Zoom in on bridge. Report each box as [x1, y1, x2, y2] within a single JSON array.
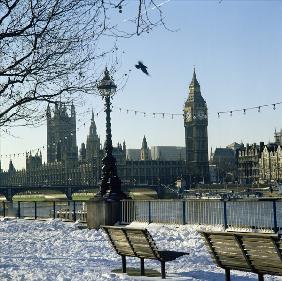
[[0, 184, 99, 201], [0, 183, 175, 201]]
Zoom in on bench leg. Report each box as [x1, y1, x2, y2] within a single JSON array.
[[121, 255, 126, 273], [140, 258, 145, 276], [161, 261, 166, 279], [225, 269, 230, 281], [258, 273, 264, 281]]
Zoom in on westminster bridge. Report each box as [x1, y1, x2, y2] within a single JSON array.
[[0, 184, 98, 201], [0, 183, 174, 201]]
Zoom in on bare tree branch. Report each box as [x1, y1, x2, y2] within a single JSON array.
[[0, 0, 169, 128]]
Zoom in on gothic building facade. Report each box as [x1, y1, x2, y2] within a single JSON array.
[[1, 104, 184, 187], [47, 103, 78, 168], [183, 69, 209, 183], [259, 144, 282, 182], [237, 132, 282, 184], [237, 143, 263, 184], [1, 103, 101, 187]]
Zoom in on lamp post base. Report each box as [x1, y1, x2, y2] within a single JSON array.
[[87, 197, 121, 229]]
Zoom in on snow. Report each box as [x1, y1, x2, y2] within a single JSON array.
[[0, 218, 281, 281]]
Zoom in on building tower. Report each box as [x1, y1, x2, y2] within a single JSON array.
[[86, 110, 101, 162], [183, 69, 209, 183], [47, 102, 78, 168], [140, 136, 151, 160], [79, 143, 87, 163], [274, 128, 282, 146]]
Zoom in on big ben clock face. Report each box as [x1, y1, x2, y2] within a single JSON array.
[[197, 110, 207, 120], [197, 110, 204, 119]]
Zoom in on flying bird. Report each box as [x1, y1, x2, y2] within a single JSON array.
[[135, 61, 149, 76]]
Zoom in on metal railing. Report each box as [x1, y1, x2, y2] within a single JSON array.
[[121, 199, 282, 231], [2, 199, 281, 231], [0, 200, 87, 222]]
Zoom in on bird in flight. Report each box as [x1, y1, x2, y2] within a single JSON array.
[[135, 61, 149, 76]]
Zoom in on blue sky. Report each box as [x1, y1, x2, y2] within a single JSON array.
[[1, 0, 282, 170]]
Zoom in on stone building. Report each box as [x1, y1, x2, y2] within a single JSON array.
[[183, 69, 209, 183], [274, 129, 282, 146], [47, 102, 78, 168], [237, 129, 282, 184], [259, 144, 282, 183], [1, 104, 184, 187], [210, 147, 237, 183], [150, 146, 185, 161], [1, 103, 101, 187], [237, 143, 263, 184], [140, 136, 151, 160], [117, 137, 185, 185]]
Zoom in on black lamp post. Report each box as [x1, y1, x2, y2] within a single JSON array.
[[97, 67, 126, 200]]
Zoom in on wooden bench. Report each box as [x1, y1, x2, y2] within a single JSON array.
[[102, 225, 189, 279], [199, 230, 282, 281]]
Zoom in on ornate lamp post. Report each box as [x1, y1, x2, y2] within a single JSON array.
[[97, 67, 126, 200]]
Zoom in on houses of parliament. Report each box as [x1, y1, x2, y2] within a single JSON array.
[[0, 70, 209, 187]]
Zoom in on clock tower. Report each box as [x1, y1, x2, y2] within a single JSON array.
[[184, 69, 209, 183]]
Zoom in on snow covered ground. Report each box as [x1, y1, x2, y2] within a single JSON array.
[[0, 218, 281, 281]]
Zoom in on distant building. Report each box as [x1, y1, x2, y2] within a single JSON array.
[[1, 104, 101, 187], [86, 111, 101, 164], [183, 69, 209, 183], [237, 130, 282, 184], [237, 143, 264, 184], [140, 136, 151, 160], [209, 164, 217, 183], [226, 142, 243, 151], [119, 137, 185, 185], [1, 109, 184, 187], [126, 149, 140, 161], [122, 159, 185, 185], [274, 129, 282, 146], [47, 102, 78, 169], [150, 146, 185, 161], [211, 147, 237, 183], [259, 144, 282, 182]]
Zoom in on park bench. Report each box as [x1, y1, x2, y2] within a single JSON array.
[[199, 230, 282, 281], [102, 225, 189, 279]]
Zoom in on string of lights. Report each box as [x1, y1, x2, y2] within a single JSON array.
[[112, 100, 282, 119], [1, 100, 281, 160], [217, 101, 282, 118], [112, 105, 183, 119]]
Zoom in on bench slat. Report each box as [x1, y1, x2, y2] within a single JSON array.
[[242, 240, 277, 246], [132, 246, 155, 253], [220, 257, 250, 264], [211, 241, 241, 247], [211, 244, 242, 252], [209, 235, 236, 242], [213, 249, 244, 258], [252, 264, 282, 273], [249, 254, 281, 261]]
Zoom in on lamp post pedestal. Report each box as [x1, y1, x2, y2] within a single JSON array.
[[87, 198, 121, 229]]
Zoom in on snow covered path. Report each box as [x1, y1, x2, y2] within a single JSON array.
[[0, 219, 281, 281]]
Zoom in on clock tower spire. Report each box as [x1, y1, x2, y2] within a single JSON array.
[[184, 69, 209, 184]]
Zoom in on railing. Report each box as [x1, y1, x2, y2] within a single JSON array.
[[121, 199, 282, 231], [0, 200, 87, 222], [2, 199, 281, 231]]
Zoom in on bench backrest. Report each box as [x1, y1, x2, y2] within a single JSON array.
[[102, 225, 161, 259], [200, 231, 282, 275]]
